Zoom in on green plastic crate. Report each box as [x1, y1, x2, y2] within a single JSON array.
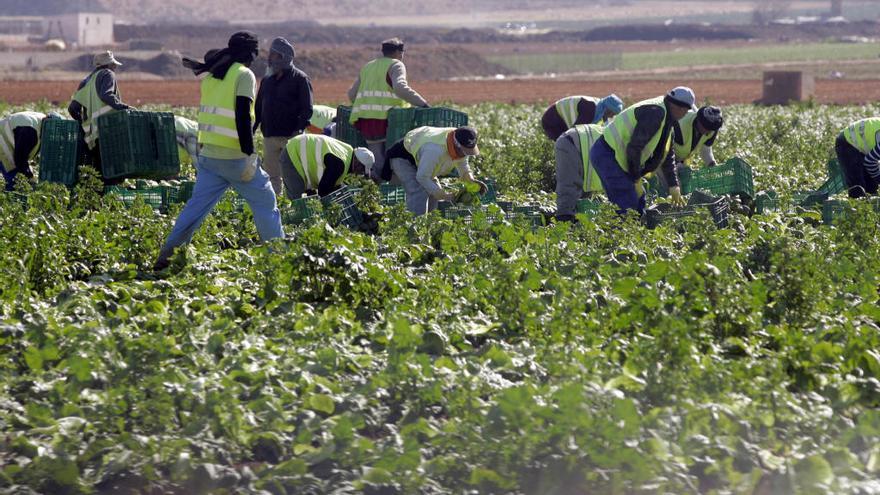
[[104, 186, 165, 210], [98, 111, 181, 180], [818, 159, 846, 195], [505, 205, 545, 226], [379, 184, 406, 206], [754, 190, 828, 214], [685, 157, 754, 198], [644, 191, 729, 229], [335, 106, 367, 148], [386, 107, 469, 147], [165, 180, 196, 205], [321, 186, 363, 229], [479, 178, 498, 204], [39, 119, 83, 186], [282, 195, 322, 225], [576, 198, 602, 217], [822, 198, 880, 225]]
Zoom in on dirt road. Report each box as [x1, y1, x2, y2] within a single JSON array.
[[2, 79, 877, 107]]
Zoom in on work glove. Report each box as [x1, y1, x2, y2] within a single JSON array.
[[241, 154, 259, 182], [669, 186, 686, 208], [634, 178, 645, 198]]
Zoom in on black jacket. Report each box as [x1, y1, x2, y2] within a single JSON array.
[[254, 66, 314, 138]]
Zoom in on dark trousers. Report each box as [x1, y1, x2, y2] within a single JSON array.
[[590, 136, 646, 215], [835, 133, 879, 198]]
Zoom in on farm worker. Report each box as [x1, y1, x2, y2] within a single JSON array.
[[307, 105, 337, 136], [0, 112, 62, 191], [836, 118, 880, 198], [155, 32, 283, 271], [542, 94, 624, 141], [388, 126, 485, 216], [280, 134, 374, 199], [68, 50, 134, 183], [348, 38, 429, 181], [254, 37, 314, 195], [174, 115, 199, 163], [554, 123, 604, 222], [673, 106, 723, 168], [589, 86, 695, 215]]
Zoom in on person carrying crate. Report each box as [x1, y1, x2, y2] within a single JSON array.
[[348, 38, 429, 181], [307, 105, 337, 137], [554, 123, 604, 222], [836, 118, 880, 198], [589, 87, 695, 215], [388, 126, 486, 216], [542, 94, 624, 142], [155, 32, 283, 271], [68, 51, 134, 182], [0, 112, 62, 191], [279, 134, 374, 199]]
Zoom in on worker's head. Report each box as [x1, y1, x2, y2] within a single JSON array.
[[227, 31, 260, 67], [381, 38, 405, 60], [93, 51, 122, 71], [696, 106, 724, 134], [453, 127, 480, 157], [665, 86, 697, 121], [599, 94, 624, 122], [268, 37, 295, 75], [352, 147, 376, 176]]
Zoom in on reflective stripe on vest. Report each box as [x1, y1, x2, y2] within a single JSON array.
[[573, 123, 604, 194], [310, 105, 336, 130], [286, 134, 353, 190], [71, 70, 116, 148], [0, 112, 45, 171], [603, 96, 671, 173], [673, 111, 715, 164], [844, 118, 880, 155], [349, 57, 410, 124], [403, 126, 464, 177], [555, 96, 598, 129], [198, 63, 254, 150]]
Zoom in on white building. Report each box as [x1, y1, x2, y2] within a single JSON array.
[[0, 0, 113, 48]]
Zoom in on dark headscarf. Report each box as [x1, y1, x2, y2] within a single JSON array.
[[183, 31, 259, 79]]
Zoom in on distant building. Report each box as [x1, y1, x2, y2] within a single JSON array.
[[0, 0, 113, 47]]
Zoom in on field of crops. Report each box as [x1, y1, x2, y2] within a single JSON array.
[[2, 101, 880, 494]]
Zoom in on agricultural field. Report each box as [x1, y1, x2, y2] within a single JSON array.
[[2, 101, 880, 494]]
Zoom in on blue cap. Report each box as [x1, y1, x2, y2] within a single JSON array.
[[602, 94, 624, 114]]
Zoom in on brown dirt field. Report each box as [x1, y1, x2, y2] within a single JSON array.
[[3, 79, 879, 107]]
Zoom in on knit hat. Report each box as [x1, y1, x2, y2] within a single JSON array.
[[270, 37, 295, 60], [593, 94, 625, 124], [697, 106, 724, 132]]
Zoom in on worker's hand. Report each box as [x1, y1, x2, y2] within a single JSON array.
[[669, 186, 686, 208], [634, 179, 645, 198], [241, 154, 258, 182]]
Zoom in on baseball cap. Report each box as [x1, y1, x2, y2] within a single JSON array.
[[667, 86, 696, 110], [381, 38, 405, 52], [94, 51, 122, 68], [696, 106, 724, 132], [453, 127, 479, 156]]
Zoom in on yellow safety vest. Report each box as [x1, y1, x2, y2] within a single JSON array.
[[403, 126, 465, 177], [309, 105, 336, 131], [349, 57, 409, 124], [174, 116, 199, 160], [843, 118, 880, 155], [71, 70, 116, 149], [0, 112, 45, 172], [198, 63, 254, 150], [603, 96, 672, 174], [573, 124, 604, 194], [555, 95, 599, 129], [673, 111, 716, 164], [285, 134, 352, 190]]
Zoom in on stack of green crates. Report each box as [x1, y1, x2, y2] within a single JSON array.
[[282, 195, 322, 225], [821, 197, 880, 225], [379, 184, 406, 206], [685, 157, 754, 198], [39, 119, 84, 186], [385, 107, 469, 147], [754, 190, 828, 214], [164, 180, 196, 205], [335, 106, 367, 148], [322, 186, 363, 229], [104, 185, 165, 210], [97, 110, 180, 180]]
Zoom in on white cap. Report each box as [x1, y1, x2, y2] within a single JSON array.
[[353, 147, 375, 169], [667, 86, 696, 110]]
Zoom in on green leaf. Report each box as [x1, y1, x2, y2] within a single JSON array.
[[307, 394, 335, 415]]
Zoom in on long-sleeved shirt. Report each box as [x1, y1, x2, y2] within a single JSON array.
[[67, 69, 128, 121], [414, 142, 473, 197], [317, 154, 346, 197], [12, 127, 38, 175], [673, 119, 718, 166], [864, 142, 880, 179], [347, 60, 428, 108], [627, 104, 678, 187], [254, 66, 314, 138]]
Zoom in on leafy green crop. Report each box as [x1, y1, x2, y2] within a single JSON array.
[[0, 102, 879, 494]]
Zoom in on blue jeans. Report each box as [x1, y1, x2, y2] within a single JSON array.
[[590, 137, 646, 215], [160, 155, 283, 258]]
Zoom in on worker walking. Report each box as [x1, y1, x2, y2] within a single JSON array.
[[554, 123, 604, 222], [836, 118, 880, 198], [590, 87, 696, 215], [254, 37, 314, 195], [388, 126, 485, 216], [280, 134, 374, 199], [155, 32, 283, 270], [68, 51, 133, 182], [307, 105, 337, 136], [0, 112, 62, 191], [174, 115, 199, 164], [673, 106, 723, 168], [542, 94, 624, 141], [348, 38, 429, 181]]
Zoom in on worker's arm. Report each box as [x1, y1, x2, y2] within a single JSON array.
[[626, 105, 665, 180], [700, 132, 718, 166], [12, 127, 38, 178], [660, 146, 679, 188], [235, 70, 257, 156], [317, 154, 346, 197], [294, 75, 314, 134], [415, 144, 449, 200], [347, 76, 360, 103], [68, 100, 83, 122], [574, 99, 597, 126], [863, 142, 880, 180], [455, 158, 475, 182], [95, 70, 130, 110], [253, 79, 264, 133], [389, 61, 428, 107]]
